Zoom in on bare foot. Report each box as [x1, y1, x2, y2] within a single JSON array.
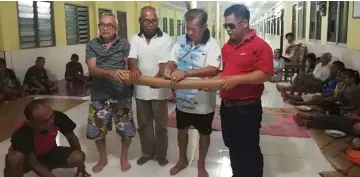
[[170, 159, 188, 176], [198, 168, 209, 177], [92, 159, 108, 173], [121, 159, 131, 172]]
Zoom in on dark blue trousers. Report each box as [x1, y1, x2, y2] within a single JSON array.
[[220, 100, 264, 177]]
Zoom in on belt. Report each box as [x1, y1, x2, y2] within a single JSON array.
[[222, 98, 260, 107]]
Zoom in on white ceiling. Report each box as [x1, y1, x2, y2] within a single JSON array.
[[166, 1, 278, 23]]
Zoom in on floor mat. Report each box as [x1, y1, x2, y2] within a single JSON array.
[[168, 106, 311, 138]]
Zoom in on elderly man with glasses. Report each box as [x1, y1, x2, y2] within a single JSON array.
[[85, 12, 135, 173], [127, 6, 173, 167]]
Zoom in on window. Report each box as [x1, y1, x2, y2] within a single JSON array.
[[98, 8, 112, 18], [276, 17, 280, 35], [182, 20, 185, 35], [177, 20, 181, 36], [297, 1, 307, 39], [169, 18, 174, 36], [266, 20, 270, 33], [17, 1, 55, 49], [65, 5, 89, 45], [212, 25, 215, 37], [271, 16, 276, 35], [163, 18, 168, 33], [327, 1, 348, 43], [309, 1, 322, 40]]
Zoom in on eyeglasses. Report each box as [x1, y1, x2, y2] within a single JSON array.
[[223, 23, 236, 30], [143, 19, 159, 25], [98, 23, 116, 29], [223, 20, 245, 30]]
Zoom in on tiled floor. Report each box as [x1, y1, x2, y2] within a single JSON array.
[[0, 82, 333, 177]]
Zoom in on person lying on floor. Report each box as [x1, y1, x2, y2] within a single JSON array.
[[277, 52, 332, 96], [23, 57, 58, 95], [3, 99, 90, 177], [294, 104, 360, 136], [0, 58, 27, 101], [271, 49, 285, 82], [318, 69, 360, 115], [282, 61, 345, 105]]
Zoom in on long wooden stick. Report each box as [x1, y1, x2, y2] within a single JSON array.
[[122, 73, 224, 89]]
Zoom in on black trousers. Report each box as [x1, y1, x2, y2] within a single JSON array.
[[220, 100, 263, 177]]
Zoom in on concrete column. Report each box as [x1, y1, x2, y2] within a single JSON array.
[[191, 0, 197, 9], [216, 1, 220, 40]]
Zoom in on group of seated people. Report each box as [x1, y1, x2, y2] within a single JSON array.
[[0, 54, 87, 102], [275, 52, 360, 149]]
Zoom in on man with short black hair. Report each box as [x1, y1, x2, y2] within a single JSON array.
[[4, 99, 89, 177], [164, 8, 222, 177], [23, 57, 58, 95], [65, 54, 85, 85], [220, 4, 274, 177]]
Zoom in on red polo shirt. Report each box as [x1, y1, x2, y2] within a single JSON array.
[[220, 30, 273, 100]]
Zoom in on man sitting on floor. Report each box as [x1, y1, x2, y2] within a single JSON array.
[[294, 104, 360, 136], [65, 54, 85, 86], [282, 61, 345, 105], [3, 99, 90, 177], [0, 58, 27, 101], [277, 52, 332, 96], [23, 57, 58, 95]]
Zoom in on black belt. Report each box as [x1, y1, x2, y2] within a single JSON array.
[[222, 98, 260, 107]]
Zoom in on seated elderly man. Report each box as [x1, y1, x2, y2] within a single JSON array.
[[282, 61, 345, 105], [277, 52, 332, 96]]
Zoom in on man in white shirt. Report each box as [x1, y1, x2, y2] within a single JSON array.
[[128, 6, 173, 166], [278, 52, 332, 95], [163, 9, 222, 177]]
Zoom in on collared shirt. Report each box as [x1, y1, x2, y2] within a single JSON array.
[[129, 29, 173, 100], [169, 29, 222, 114], [86, 36, 131, 101], [312, 63, 330, 81], [220, 29, 273, 100]]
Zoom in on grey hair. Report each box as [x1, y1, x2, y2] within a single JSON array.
[[322, 52, 333, 61], [99, 12, 118, 27], [184, 8, 207, 26]]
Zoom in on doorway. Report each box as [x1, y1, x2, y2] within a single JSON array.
[[292, 4, 297, 37], [117, 11, 127, 39]]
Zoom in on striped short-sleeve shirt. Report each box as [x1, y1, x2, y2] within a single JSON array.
[[86, 36, 131, 101]]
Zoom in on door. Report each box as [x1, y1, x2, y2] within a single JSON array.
[[280, 9, 285, 51], [117, 11, 127, 39], [292, 4, 297, 37]]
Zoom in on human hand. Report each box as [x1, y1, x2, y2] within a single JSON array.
[[109, 70, 129, 83], [75, 165, 91, 177], [220, 76, 239, 91], [129, 69, 141, 83], [163, 66, 172, 79], [170, 70, 187, 84]]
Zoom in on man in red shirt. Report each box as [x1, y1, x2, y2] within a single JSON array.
[[4, 99, 90, 177], [219, 4, 273, 177]]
